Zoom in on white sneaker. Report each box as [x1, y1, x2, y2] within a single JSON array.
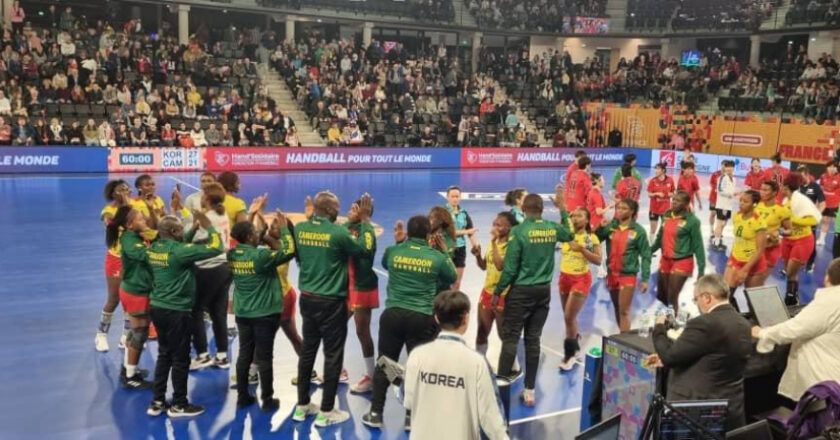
[[95, 332, 109, 352], [339, 368, 349, 384], [597, 266, 607, 279], [350, 374, 373, 393], [314, 408, 350, 427], [190, 354, 214, 371], [292, 403, 320, 422], [118, 333, 127, 350]]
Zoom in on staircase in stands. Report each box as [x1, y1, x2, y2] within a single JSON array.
[[487, 78, 549, 147], [257, 64, 326, 147]]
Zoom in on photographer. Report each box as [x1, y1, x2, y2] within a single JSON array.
[[404, 291, 509, 440]]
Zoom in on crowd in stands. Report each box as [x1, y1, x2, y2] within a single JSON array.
[[786, 0, 840, 25], [269, 36, 541, 147], [0, 2, 308, 147], [469, 0, 607, 32], [626, 0, 775, 31], [258, 0, 454, 23]]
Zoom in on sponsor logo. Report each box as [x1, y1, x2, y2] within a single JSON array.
[[721, 133, 762, 146], [779, 144, 833, 163], [467, 151, 478, 164], [230, 152, 281, 166], [119, 153, 153, 165], [0, 154, 60, 166], [214, 151, 230, 167], [658, 151, 677, 168]]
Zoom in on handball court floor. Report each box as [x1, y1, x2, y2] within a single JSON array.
[[0, 166, 827, 440]]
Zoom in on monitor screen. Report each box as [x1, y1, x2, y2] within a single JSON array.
[[680, 50, 701, 67], [746, 285, 790, 327], [660, 400, 728, 440], [576, 414, 621, 440]]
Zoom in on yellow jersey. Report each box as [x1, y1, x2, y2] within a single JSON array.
[[101, 204, 120, 256], [275, 233, 297, 295], [755, 202, 786, 238], [131, 196, 165, 218], [560, 231, 600, 275], [223, 194, 247, 225], [482, 239, 510, 295], [732, 212, 766, 262], [780, 203, 817, 240]]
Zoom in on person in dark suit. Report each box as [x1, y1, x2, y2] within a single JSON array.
[[646, 274, 753, 431]]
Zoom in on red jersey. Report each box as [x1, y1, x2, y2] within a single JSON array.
[[677, 173, 700, 202], [586, 187, 606, 230], [616, 176, 642, 202], [709, 170, 722, 205], [565, 169, 591, 211], [744, 170, 765, 191], [648, 175, 675, 215], [821, 172, 840, 209], [764, 166, 790, 203], [566, 161, 579, 178]]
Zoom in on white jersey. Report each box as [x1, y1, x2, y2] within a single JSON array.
[[190, 209, 231, 268], [789, 190, 822, 224], [405, 332, 509, 440], [716, 174, 737, 211], [184, 190, 203, 213]]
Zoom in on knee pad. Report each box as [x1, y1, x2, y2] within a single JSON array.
[[127, 327, 149, 350]]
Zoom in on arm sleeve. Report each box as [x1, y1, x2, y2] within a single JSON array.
[[381, 246, 390, 270], [174, 226, 224, 263], [494, 235, 521, 295], [792, 215, 818, 227], [256, 229, 296, 272], [594, 221, 615, 242], [437, 254, 458, 287], [653, 318, 713, 367], [122, 235, 148, 263], [339, 225, 375, 257], [476, 358, 511, 440], [465, 212, 474, 230], [758, 303, 830, 349], [639, 231, 652, 282], [816, 186, 826, 203], [691, 218, 706, 275], [555, 221, 575, 242]]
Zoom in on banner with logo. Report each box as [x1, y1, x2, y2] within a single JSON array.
[[108, 147, 204, 172], [205, 147, 462, 171], [651, 150, 790, 177], [0, 147, 109, 173], [461, 147, 650, 169]]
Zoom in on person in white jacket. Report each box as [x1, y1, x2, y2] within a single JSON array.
[[404, 291, 509, 440], [713, 160, 737, 249], [752, 258, 840, 402]]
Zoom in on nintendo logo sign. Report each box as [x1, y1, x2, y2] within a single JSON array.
[[721, 133, 763, 146]]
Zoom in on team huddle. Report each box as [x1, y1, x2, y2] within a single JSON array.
[[92, 151, 830, 424]]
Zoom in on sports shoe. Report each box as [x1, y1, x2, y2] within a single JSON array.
[[147, 400, 167, 417], [227, 326, 238, 339], [806, 264, 815, 273], [522, 388, 536, 407], [350, 375, 373, 393], [291, 370, 322, 386], [190, 354, 214, 371], [214, 356, 230, 369], [785, 294, 799, 306], [123, 373, 152, 390], [95, 332, 109, 352], [167, 403, 205, 418], [315, 408, 350, 427], [228, 371, 259, 388], [120, 366, 149, 379], [118, 333, 127, 350], [404, 412, 411, 431], [237, 394, 257, 409], [339, 368, 350, 383], [261, 397, 280, 412], [361, 411, 383, 428], [559, 337, 581, 371], [509, 368, 524, 382], [292, 403, 319, 422]]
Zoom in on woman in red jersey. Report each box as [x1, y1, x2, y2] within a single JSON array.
[[764, 153, 790, 204], [588, 173, 613, 278], [647, 163, 675, 238], [819, 161, 840, 246], [565, 156, 592, 211], [708, 163, 723, 234], [744, 158, 765, 192], [677, 161, 702, 210], [95, 180, 132, 352]]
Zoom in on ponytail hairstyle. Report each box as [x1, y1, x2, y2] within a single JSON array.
[[203, 182, 227, 216], [106, 206, 133, 249], [504, 188, 527, 207]]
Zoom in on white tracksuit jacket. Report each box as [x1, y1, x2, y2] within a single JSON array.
[[404, 331, 509, 440]]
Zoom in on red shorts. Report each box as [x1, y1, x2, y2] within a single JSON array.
[[281, 287, 297, 321], [782, 235, 815, 264], [479, 289, 505, 311], [347, 287, 380, 311], [105, 252, 121, 278], [119, 288, 150, 317], [727, 255, 768, 276], [660, 257, 694, 275], [559, 272, 592, 296], [606, 273, 637, 292], [764, 245, 782, 268]]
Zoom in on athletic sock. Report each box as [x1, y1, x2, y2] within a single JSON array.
[[364, 357, 375, 377], [216, 352, 227, 361], [513, 357, 521, 371], [249, 363, 258, 376], [476, 343, 488, 355], [98, 311, 113, 333], [786, 280, 799, 303], [126, 364, 137, 378]]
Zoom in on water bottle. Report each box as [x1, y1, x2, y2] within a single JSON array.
[[638, 308, 650, 338]]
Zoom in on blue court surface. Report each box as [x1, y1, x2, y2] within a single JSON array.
[[0, 166, 828, 440]]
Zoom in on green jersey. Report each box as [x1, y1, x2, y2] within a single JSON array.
[[228, 230, 295, 318], [344, 221, 378, 291], [494, 217, 574, 295], [382, 238, 458, 315], [147, 227, 224, 311], [295, 215, 374, 298], [119, 230, 153, 296], [595, 220, 652, 282]]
